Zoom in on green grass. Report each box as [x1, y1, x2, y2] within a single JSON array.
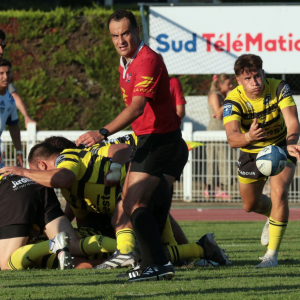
[[1, 221, 300, 299]]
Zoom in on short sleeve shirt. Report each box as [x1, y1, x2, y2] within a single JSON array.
[[223, 79, 296, 153], [0, 90, 18, 137], [169, 77, 186, 108], [119, 43, 181, 136]]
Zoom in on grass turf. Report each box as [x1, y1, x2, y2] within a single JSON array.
[[1, 220, 300, 299]]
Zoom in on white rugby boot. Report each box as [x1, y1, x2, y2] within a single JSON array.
[[51, 231, 73, 270], [255, 254, 278, 268]]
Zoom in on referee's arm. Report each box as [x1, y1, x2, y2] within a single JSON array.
[[76, 96, 149, 147]]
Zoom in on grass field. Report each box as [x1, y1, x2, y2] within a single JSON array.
[[1, 220, 300, 300]]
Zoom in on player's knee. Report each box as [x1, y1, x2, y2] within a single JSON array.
[[272, 186, 288, 201], [242, 202, 257, 213], [122, 200, 133, 216]]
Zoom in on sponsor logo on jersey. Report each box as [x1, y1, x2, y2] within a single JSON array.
[[281, 84, 292, 99], [263, 94, 271, 105], [126, 73, 132, 83], [11, 177, 34, 190], [223, 104, 233, 117], [54, 154, 66, 168], [0, 107, 4, 114], [135, 76, 154, 88], [238, 168, 255, 176], [0, 100, 5, 106], [246, 101, 254, 110]]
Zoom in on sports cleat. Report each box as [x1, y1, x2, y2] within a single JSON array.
[[127, 261, 175, 282], [255, 255, 278, 268], [93, 250, 137, 270], [52, 231, 73, 270], [197, 233, 231, 266], [193, 259, 219, 267], [261, 218, 270, 246]]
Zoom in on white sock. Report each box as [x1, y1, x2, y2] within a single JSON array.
[[266, 249, 278, 259]]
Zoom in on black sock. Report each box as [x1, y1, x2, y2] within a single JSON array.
[[131, 207, 168, 270]]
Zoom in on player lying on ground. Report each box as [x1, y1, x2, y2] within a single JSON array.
[[223, 53, 300, 268], [0, 174, 118, 270]]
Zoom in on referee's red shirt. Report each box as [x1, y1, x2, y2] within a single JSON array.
[[119, 43, 181, 136], [169, 77, 187, 108]]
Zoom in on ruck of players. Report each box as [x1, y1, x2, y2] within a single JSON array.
[[0, 9, 300, 284]]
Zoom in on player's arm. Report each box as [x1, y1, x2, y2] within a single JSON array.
[[11, 92, 37, 129], [7, 123, 23, 167], [224, 118, 266, 148], [76, 96, 148, 147], [281, 105, 300, 160], [0, 166, 75, 189], [176, 104, 185, 120], [105, 144, 132, 187], [209, 93, 223, 119]]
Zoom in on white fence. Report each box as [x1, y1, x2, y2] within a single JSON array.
[[2, 123, 300, 203]]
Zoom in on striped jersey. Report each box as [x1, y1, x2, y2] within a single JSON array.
[[54, 148, 128, 218], [223, 79, 296, 153]]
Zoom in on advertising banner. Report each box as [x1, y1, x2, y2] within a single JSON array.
[[149, 6, 300, 74]]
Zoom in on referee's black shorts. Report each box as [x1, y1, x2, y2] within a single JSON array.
[[130, 128, 182, 178], [0, 175, 64, 239]]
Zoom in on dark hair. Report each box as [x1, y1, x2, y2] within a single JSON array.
[[107, 9, 138, 29], [0, 58, 11, 69], [234, 54, 263, 76], [28, 142, 60, 164], [44, 136, 78, 152], [0, 30, 5, 41]]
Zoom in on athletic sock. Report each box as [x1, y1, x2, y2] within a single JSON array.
[[35, 254, 59, 269], [131, 207, 168, 270], [166, 242, 205, 263], [79, 235, 117, 256], [116, 229, 135, 254], [268, 217, 288, 254], [8, 240, 52, 270], [258, 197, 272, 217], [161, 215, 178, 246]]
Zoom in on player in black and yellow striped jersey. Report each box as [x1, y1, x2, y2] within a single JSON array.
[[223, 54, 300, 268]]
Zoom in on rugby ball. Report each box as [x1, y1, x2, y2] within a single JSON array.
[[256, 145, 287, 176]]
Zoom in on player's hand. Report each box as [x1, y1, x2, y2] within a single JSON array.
[[76, 131, 104, 147], [248, 118, 268, 141], [0, 166, 26, 177], [104, 163, 122, 187], [287, 144, 300, 162], [16, 154, 23, 167]]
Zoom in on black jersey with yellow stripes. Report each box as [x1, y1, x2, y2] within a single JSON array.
[[86, 133, 137, 156], [223, 79, 296, 153], [54, 148, 128, 217]]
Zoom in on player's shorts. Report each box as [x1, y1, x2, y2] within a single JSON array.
[[130, 128, 182, 178], [238, 146, 297, 184], [0, 175, 64, 239], [164, 138, 189, 180]]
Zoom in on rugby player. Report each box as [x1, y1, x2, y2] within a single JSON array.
[[76, 9, 184, 282], [0, 58, 23, 167], [0, 29, 37, 128], [0, 174, 117, 270], [223, 54, 300, 268]]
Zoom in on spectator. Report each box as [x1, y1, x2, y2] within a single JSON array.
[[0, 29, 37, 129], [204, 73, 233, 199]]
